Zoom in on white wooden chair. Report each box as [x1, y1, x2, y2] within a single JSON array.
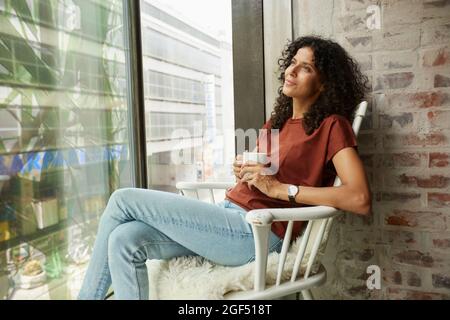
[[170, 101, 368, 300]]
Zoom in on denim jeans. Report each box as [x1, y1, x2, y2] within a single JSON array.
[[77, 188, 283, 300]]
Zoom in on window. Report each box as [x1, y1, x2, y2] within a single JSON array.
[[0, 0, 134, 299], [140, 0, 235, 192]]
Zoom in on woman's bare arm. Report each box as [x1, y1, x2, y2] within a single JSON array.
[[272, 147, 372, 215]]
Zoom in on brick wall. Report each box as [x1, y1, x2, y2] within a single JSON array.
[[296, 0, 450, 299]]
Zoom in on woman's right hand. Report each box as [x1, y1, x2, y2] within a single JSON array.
[[233, 154, 243, 182]]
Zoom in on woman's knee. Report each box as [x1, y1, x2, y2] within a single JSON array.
[[102, 188, 138, 221], [108, 221, 152, 261], [109, 188, 135, 205], [108, 224, 143, 259], [108, 188, 159, 209]]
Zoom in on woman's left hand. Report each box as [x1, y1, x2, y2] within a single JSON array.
[[239, 162, 282, 198]]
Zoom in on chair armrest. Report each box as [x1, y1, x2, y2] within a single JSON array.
[[246, 205, 341, 226], [247, 205, 341, 291], [176, 181, 236, 190]]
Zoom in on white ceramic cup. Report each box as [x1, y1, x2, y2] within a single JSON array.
[[242, 151, 269, 165]]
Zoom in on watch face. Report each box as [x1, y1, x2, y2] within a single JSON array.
[[288, 185, 298, 196]]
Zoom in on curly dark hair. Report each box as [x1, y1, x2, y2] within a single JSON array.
[[270, 36, 370, 135]]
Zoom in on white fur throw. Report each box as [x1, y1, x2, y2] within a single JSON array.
[[146, 237, 319, 300]]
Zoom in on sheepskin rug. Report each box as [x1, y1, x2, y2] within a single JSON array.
[[146, 237, 320, 300]]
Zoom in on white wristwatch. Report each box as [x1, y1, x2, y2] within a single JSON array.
[[287, 185, 299, 204]]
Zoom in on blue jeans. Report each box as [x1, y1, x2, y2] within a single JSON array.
[[77, 188, 283, 300]]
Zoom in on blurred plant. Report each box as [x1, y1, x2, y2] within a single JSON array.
[[0, 0, 129, 225], [44, 236, 63, 279]]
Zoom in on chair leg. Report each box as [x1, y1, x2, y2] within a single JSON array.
[[301, 289, 314, 300], [251, 225, 270, 291]]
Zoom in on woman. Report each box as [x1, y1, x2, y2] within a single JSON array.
[[78, 36, 372, 300]]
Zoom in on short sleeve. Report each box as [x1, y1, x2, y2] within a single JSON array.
[[326, 116, 358, 163], [256, 120, 271, 153]]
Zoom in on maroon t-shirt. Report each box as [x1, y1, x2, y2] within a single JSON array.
[[226, 114, 358, 240]]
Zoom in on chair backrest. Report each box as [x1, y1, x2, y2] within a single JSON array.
[[287, 101, 368, 280]]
